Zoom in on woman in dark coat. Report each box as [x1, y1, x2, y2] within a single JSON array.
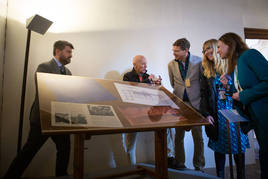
[[218, 32, 268, 179]]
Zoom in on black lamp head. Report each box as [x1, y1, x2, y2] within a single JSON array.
[[26, 14, 53, 35]]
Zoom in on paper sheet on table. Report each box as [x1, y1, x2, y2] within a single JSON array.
[[114, 83, 179, 109], [51, 101, 122, 127]]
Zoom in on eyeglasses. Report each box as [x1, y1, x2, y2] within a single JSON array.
[[202, 46, 212, 54]]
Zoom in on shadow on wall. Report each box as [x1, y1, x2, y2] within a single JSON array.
[[104, 70, 121, 80], [0, 11, 8, 176], [104, 68, 132, 81]]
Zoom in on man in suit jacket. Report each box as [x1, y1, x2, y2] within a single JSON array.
[[4, 40, 74, 178], [123, 55, 161, 165], [168, 38, 205, 170]]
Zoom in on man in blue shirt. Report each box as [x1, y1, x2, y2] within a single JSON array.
[[4, 40, 74, 178]]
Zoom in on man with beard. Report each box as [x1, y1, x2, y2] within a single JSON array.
[[4, 40, 74, 178]]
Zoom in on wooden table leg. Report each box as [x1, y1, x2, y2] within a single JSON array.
[[74, 134, 85, 179], [226, 120, 234, 179], [155, 129, 168, 179]]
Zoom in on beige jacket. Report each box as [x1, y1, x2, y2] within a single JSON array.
[[168, 53, 202, 110]]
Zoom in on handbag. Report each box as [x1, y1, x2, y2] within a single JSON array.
[[205, 114, 218, 141]]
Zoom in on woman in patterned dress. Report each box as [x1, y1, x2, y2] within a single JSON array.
[[200, 39, 249, 178]]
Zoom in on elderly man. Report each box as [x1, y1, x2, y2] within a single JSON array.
[[123, 55, 161, 84], [123, 55, 161, 165]]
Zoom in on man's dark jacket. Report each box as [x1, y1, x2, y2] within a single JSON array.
[[123, 68, 151, 84]]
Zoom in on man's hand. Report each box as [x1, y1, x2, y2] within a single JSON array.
[[149, 74, 162, 85], [154, 75, 162, 85], [232, 92, 240, 101]]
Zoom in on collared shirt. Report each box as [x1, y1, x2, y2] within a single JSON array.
[[53, 58, 66, 74], [53, 58, 63, 68], [234, 65, 243, 92], [138, 75, 143, 82], [175, 52, 190, 81], [175, 52, 190, 102]]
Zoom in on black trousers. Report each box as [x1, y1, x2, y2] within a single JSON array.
[[214, 152, 245, 179], [4, 123, 70, 179], [254, 127, 268, 179]]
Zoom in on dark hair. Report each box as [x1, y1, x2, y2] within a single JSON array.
[[53, 40, 74, 56], [173, 38, 190, 50], [219, 32, 249, 74]]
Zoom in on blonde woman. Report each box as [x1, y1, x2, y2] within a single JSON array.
[[200, 39, 249, 178]]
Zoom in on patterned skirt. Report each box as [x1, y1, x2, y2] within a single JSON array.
[[208, 111, 250, 154]]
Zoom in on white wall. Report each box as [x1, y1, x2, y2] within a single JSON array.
[[1, 0, 268, 177]]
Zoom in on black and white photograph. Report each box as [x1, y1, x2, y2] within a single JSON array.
[[87, 105, 114, 116], [51, 101, 122, 128], [55, 113, 70, 124], [71, 114, 87, 124]]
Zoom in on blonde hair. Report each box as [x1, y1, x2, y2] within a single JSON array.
[[202, 39, 227, 78]]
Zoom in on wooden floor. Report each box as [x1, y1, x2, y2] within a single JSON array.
[[3, 160, 260, 179], [204, 160, 261, 179]]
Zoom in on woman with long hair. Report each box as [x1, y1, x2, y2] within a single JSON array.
[[217, 32, 268, 179], [200, 39, 249, 178]]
